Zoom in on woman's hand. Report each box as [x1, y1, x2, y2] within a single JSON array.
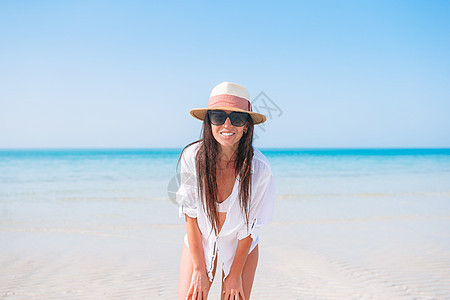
[[186, 268, 210, 300], [222, 273, 245, 300]]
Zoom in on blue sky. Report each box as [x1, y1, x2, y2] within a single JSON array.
[[1, 0, 449, 148]]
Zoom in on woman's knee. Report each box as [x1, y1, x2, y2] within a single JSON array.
[[178, 244, 193, 300]]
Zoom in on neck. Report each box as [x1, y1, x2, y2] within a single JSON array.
[[218, 144, 238, 162]]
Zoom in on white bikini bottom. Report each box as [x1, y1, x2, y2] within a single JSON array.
[[183, 233, 259, 254]]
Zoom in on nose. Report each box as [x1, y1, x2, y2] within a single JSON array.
[[223, 116, 232, 127]]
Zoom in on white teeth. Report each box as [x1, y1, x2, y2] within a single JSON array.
[[221, 132, 234, 136]]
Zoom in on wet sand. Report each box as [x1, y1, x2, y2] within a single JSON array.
[[1, 195, 450, 299]]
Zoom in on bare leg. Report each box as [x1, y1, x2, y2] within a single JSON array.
[[178, 243, 217, 300], [178, 244, 193, 300], [221, 245, 259, 299]]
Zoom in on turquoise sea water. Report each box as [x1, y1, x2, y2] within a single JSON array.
[[1, 148, 450, 224], [2, 149, 450, 299], [1, 148, 450, 199]]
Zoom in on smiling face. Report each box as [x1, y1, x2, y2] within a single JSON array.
[[211, 110, 248, 151]]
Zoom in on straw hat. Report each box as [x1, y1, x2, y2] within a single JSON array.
[[190, 82, 266, 125]]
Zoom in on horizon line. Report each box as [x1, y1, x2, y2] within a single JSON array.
[[1, 147, 450, 151]]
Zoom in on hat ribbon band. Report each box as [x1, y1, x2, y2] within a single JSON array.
[[208, 94, 252, 112]]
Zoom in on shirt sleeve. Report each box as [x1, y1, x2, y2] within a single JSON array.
[[177, 148, 199, 218], [237, 162, 275, 240]]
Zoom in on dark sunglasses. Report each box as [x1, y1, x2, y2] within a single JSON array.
[[208, 110, 249, 127]]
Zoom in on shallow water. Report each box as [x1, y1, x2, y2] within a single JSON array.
[[1, 148, 449, 299]]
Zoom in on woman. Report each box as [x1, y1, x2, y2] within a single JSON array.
[[177, 82, 275, 300]]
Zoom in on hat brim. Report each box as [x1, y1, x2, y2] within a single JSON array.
[[190, 107, 266, 125]]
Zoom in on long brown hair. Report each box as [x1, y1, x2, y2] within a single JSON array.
[[179, 113, 254, 235]]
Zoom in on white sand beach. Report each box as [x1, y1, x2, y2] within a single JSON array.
[[1, 192, 450, 299]]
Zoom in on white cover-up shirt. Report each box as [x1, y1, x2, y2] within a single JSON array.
[[177, 143, 275, 281]]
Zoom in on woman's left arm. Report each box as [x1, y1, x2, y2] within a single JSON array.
[[222, 235, 252, 299], [223, 160, 275, 299]]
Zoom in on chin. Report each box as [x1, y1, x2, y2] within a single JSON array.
[[218, 140, 238, 148]]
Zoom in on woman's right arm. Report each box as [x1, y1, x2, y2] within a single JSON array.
[[185, 215, 210, 299], [185, 215, 207, 273]]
